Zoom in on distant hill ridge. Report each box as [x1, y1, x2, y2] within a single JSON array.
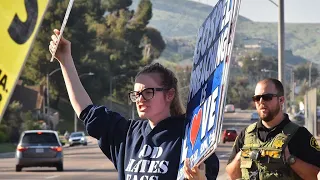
[[132, 0, 320, 64]]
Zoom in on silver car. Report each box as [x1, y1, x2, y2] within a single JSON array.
[[68, 132, 87, 146], [15, 130, 63, 172]]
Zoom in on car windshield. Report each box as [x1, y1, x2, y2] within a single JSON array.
[[70, 133, 83, 137], [226, 130, 236, 134], [22, 132, 58, 145]]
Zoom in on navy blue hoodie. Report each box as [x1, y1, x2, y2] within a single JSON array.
[[80, 105, 219, 180]]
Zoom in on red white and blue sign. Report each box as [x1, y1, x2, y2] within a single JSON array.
[[177, 0, 241, 179]]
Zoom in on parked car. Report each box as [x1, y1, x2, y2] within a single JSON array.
[[224, 104, 235, 113], [222, 129, 238, 143], [15, 130, 63, 172], [293, 111, 305, 121], [251, 112, 259, 121], [68, 132, 87, 146]]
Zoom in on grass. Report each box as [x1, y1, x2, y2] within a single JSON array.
[[59, 136, 68, 146], [0, 143, 16, 153]]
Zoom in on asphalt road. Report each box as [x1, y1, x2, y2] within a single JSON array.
[[0, 138, 118, 180], [217, 111, 254, 179], [0, 112, 253, 180]]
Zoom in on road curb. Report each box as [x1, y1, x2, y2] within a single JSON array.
[[0, 152, 15, 158]]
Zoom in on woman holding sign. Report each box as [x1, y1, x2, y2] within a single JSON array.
[[49, 29, 219, 180]]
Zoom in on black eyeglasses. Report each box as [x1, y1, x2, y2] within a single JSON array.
[[252, 94, 279, 102], [128, 88, 168, 102]]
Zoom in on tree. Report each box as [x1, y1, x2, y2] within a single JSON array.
[[226, 76, 253, 109], [169, 65, 192, 107], [294, 63, 318, 84], [23, 0, 104, 102], [240, 52, 277, 84], [2, 101, 24, 142], [20, 0, 165, 126], [21, 111, 41, 131], [87, 0, 165, 102]]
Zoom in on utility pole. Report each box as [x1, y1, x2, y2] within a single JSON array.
[[110, 78, 113, 110], [46, 68, 62, 129], [309, 62, 312, 87], [46, 74, 50, 127], [278, 0, 285, 111], [74, 72, 94, 132], [290, 68, 295, 105]]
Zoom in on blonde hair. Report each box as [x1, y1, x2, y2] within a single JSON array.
[[136, 63, 186, 116]]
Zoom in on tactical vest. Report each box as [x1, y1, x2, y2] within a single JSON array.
[[240, 122, 302, 180]]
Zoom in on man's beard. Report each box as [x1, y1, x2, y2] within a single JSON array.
[[260, 103, 281, 122]]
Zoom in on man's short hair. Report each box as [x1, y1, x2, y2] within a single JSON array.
[[258, 78, 284, 96]]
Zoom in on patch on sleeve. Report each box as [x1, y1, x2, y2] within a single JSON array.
[[310, 137, 320, 151]]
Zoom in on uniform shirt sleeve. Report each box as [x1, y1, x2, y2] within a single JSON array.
[[204, 152, 219, 180], [227, 129, 245, 164], [79, 104, 130, 169], [288, 127, 320, 168]]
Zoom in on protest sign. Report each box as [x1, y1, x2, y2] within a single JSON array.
[[177, 0, 241, 178], [0, 0, 50, 122]]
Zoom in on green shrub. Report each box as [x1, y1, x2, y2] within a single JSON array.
[[0, 131, 8, 143]]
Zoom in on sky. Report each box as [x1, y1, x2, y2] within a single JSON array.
[[191, 0, 320, 23]]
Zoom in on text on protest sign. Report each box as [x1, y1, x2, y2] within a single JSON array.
[[177, 0, 241, 179]]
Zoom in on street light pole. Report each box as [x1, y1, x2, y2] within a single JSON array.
[[309, 62, 312, 87], [278, 0, 285, 111], [46, 74, 49, 115], [291, 69, 295, 104], [46, 68, 62, 129], [264, 0, 285, 86], [266, 0, 285, 111], [109, 74, 126, 110], [110, 78, 113, 110], [74, 72, 94, 132]]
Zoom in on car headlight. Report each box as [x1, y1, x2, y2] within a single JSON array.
[[81, 137, 85, 141]]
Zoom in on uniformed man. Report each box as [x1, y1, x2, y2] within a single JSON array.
[[226, 78, 320, 180]]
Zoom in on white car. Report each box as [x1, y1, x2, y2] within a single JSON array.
[[68, 132, 87, 146], [224, 104, 235, 113]]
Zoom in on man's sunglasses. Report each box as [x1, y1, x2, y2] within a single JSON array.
[[252, 94, 279, 102], [128, 88, 168, 102]]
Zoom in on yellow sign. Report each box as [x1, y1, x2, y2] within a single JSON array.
[[0, 0, 50, 121]]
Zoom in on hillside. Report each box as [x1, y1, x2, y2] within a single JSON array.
[[134, 0, 320, 64], [236, 21, 320, 63]]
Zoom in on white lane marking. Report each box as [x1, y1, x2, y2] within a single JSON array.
[[86, 168, 96, 171], [45, 175, 60, 179], [218, 152, 231, 158]]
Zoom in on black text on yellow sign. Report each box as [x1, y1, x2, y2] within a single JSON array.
[[0, 0, 50, 121]]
